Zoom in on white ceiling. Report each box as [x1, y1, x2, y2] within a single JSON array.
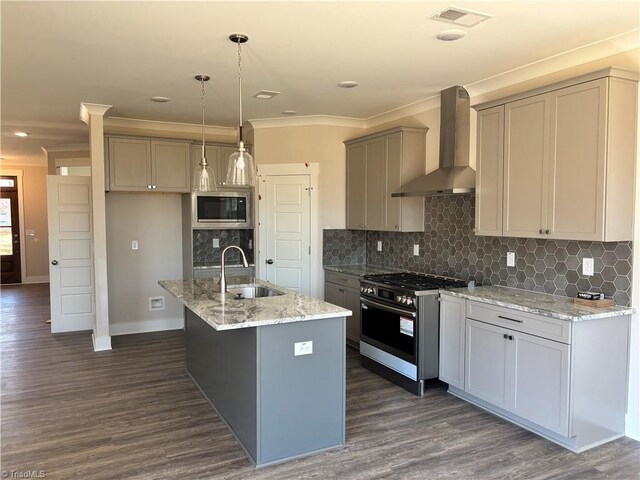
[[1, 1, 639, 165]]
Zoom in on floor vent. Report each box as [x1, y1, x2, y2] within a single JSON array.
[[430, 7, 492, 27]]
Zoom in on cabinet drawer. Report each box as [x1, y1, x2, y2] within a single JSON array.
[[466, 301, 571, 344], [325, 271, 360, 290]]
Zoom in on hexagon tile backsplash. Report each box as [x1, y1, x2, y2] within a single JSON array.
[[324, 195, 632, 306]]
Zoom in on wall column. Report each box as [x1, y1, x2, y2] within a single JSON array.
[[80, 102, 112, 351]]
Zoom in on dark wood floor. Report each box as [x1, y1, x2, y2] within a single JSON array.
[[1, 284, 638, 479]]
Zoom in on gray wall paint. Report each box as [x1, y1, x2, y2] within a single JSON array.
[[324, 195, 632, 306], [106, 193, 184, 331]]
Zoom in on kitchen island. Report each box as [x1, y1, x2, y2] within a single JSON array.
[[159, 277, 351, 467]]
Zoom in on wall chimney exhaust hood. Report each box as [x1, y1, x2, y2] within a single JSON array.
[[392, 86, 475, 197]]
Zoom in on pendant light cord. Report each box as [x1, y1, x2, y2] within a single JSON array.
[[200, 78, 207, 166], [237, 40, 243, 143]]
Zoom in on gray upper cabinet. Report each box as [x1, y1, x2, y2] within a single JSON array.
[[191, 144, 240, 188], [345, 127, 426, 232], [108, 136, 190, 193], [474, 69, 637, 241], [346, 143, 366, 229]]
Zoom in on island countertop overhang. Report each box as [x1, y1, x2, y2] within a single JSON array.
[[159, 276, 352, 331]]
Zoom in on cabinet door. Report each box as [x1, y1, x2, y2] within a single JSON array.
[[152, 140, 190, 192], [509, 331, 570, 436], [465, 319, 509, 409], [219, 146, 237, 187], [365, 138, 385, 231], [191, 144, 221, 188], [439, 295, 466, 389], [503, 95, 551, 238], [346, 143, 366, 230], [384, 132, 402, 231], [343, 287, 361, 346], [547, 79, 606, 241], [108, 137, 151, 191], [475, 106, 504, 236]]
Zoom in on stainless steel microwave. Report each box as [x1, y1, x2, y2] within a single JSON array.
[[192, 191, 252, 229]]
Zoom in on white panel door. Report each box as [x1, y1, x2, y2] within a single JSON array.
[[263, 174, 311, 294], [47, 176, 93, 333]]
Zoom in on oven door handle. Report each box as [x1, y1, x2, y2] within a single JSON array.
[[360, 298, 416, 318]]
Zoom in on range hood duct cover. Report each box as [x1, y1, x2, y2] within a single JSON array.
[[392, 85, 475, 197]]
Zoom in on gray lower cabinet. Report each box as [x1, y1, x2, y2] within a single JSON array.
[[325, 271, 360, 347], [439, 293, 628, 452]]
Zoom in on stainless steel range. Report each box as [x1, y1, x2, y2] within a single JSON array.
[[359, 272, 466, 396]]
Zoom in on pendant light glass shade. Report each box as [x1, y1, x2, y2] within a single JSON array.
[[227, 33, 256, 187], [226, 141, 255, 186], [192, 75, 217, 192]]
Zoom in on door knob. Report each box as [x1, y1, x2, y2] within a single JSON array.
[[51, 260, 58, 265], [266, 259, 274, 264]]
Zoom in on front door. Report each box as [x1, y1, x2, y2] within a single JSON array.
[[0, 176, 21, 284], [47, 175, 94, 333], [261, 174, 311, 294]]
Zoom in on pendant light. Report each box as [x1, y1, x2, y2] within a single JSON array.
[[192, 74, 217, 192], [227, 33, 256, 187]]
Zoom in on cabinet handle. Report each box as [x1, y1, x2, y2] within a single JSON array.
[[147, 185, 152, 189], [509, 335, 514, 340], [395, 225, 399, 229], [538, 229, 543, 234], [545, 229, 550, 235], [152, 185, 157, 189], [503, 333, 508, 339], [498, 315, 524, 324]]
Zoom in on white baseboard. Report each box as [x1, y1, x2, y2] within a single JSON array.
[[110, 317, 184, 336], [24, 275, 49, 284], [92, 333, 112, 352], [626, 413, 640, 441]]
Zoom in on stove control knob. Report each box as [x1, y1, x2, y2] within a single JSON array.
[[399, 296, 406, 304], [360, 287, 364, 293], [396, 295, 402, 303], [407, 298, 414, 306]]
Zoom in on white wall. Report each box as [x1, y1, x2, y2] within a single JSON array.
[[106, 193, 184, 335]]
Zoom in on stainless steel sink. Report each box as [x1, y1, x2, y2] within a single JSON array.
[[227, 285, 285, 299]]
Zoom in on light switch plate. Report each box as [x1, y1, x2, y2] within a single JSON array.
[[212, 238, 220, 248], [131, 240, 138, 250], [294, 341, 313, 356], [583, 258, 594, 276], [377, 240, 382, 252], [507, 252, 515, 267], [413, 244, 420, 256]]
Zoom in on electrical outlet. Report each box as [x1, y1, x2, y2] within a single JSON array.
[[212, 238, 220, 248], [294, 341, 313, 356], [377, 240, 382, 252], [583, 258, 594, 276], [413, 244, 420, 256], [131, 240, 138, 250], [148, 296, 165, 311], [248, 239, 253, 249], [507, 252, 515, 267]]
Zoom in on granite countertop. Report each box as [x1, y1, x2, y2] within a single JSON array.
[[441, 285, 634, 322], [194, 264, 256, 270], [159, 276, 352, 331], [324, 264, 402, 276]]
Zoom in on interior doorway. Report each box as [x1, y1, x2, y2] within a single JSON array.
[[0, 176, 22, 284]]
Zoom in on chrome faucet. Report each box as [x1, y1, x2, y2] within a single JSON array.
[[219, 245, 250, 293]]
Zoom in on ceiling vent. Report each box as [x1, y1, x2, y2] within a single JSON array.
[[253, 90, 280, 99], [430, 7, 492, 27]]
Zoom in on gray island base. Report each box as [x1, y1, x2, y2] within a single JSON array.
[[160, 278, 350, 467]]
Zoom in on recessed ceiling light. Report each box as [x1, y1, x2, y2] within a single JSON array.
[[437, 29, 466, 41], [254, 90, 280, 100], [151, 96, 171, 103], [337, 81, 359, 88], [282, 110, 297, 115], [14, 131, 29, 137]]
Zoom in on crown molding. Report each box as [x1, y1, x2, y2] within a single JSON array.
[[104, 116, 236, 137], [41, 143, 90, 154], [249, 115, 366, 129], [364, 95, 441, 129], [80, 103, 112, 124], [466, 30, 640, 104]]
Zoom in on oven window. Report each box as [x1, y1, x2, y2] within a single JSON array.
[[198, 196, 246, 222], [361, 304, 416, 362]]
